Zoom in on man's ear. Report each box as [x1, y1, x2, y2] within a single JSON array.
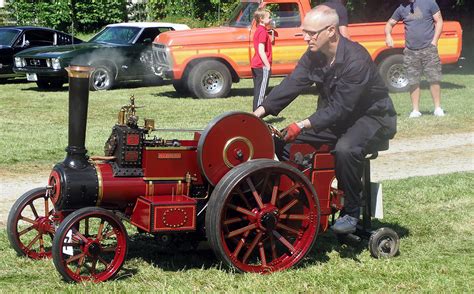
[[328, 25, 338, 38]]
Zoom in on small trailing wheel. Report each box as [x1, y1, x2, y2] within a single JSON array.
[[206, 159, 320, 273], [187, 60, 232, 98], [368, 227, 400, 258], [52, 207, 128, 282], [378, 54, 409, 93], [7, 187, 57, 259], [90, 65, 115, 91]]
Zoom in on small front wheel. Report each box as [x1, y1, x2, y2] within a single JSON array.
[[368, 227, 400, 258], [52, 207, 128, 282]]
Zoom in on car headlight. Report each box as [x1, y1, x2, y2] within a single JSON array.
[[51, 58, 61, 70], [14, 57, 24, 68]]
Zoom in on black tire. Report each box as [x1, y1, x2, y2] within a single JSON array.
[[36, 79, 64, 90], [378, 54, 409, 93], [172, 79, 190, 95], [187, 60, 232, 98], [368, 227, 400, 258], [90, 65, 115, 91], [7, 187, 56, 259], [206, 159, 320, 273], [52, 207, 128, 282]]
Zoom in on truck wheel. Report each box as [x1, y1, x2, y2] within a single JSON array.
[[172, 79, 189, 95], [90, 65, 114, 91], [206, 159, 320, 273], [378, 54, 409, 93], [187, 60, 232, 98]]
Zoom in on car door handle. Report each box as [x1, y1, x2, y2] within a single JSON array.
[[294, 33, 303, 37]]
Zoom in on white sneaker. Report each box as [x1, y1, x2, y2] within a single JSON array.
[[409, 110, 422, 118], [434, 108, 445, 117]]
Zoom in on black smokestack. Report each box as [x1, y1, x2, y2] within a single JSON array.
[[64, 65, 93, 169]]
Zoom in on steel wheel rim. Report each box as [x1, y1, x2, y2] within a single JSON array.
[[387, 64, 408, 89], [377, 236, 396, 257], [57, 212, 127, 282], [92, 68, 110, 90], [10, 191, 56, 259], [219, 167, 319, 272], [201, 70, 224, 95]]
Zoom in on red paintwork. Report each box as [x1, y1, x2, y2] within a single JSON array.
[[131, 195, 197, 232]]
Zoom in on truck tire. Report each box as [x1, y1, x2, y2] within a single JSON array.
[[378, 54, 409, 93], [172, 79, 189, 95], [187, 60, 232, 98]]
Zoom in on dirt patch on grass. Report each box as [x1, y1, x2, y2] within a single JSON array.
[[1, 132, 473, 228]]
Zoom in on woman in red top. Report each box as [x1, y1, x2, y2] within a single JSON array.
[[251, 8, 272, 111]]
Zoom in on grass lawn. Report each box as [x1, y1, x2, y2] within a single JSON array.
[[0, 172, 472, 292], [0, 67, 473, 175]]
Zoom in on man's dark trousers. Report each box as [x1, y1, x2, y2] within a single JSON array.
[[282, 115, 390, 218]]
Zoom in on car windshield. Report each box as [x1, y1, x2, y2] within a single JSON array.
[[89, 26, 141, 44], [225, 2, 259, 28], [0, 28, 20, 46]]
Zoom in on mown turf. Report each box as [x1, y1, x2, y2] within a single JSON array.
[[0, 172, 473, 292]]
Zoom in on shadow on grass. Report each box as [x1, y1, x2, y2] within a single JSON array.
[[123, 219, 409, 274]]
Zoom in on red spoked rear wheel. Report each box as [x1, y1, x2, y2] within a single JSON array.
[[206, 159, 320, 273], [7, 187, 57, 259], [52, 207, 128, 282]]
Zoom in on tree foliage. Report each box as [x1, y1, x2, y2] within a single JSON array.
[[4, 0, 473, 34]]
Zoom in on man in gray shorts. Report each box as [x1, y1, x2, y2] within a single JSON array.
[[385, 0, 444, 118]]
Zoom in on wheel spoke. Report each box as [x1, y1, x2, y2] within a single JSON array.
[[104, 230, 116, 239], [20, 216, 35, 224], [18, 225, 35, 236], [66, 252, 85, 264], [101, 246, 117, 252], [279, 214, 309, 221], [96, 220, 105, 241], [226, 223, 257, 238], [84, 218, 90, 237], [97, 256, 110, 268], [29, 204, 39, 218], [91, 258, 98, 274], [258, 242, 267, 266], [227, 204, 256, 217], [26, 233, 41, 250], [235, 188, 252, 210], [44, 198, 49, 216], [242, 231, 263, 263], [75, 255, 86, 275], [278, 183, 300, 200], [223, 216, 247, 225], [279, 199, 299, 215], [72, 229, 89, 244], [246, 178, 264, 209], [232, 231, 250, 257], [270, 235, 278, 261], [272, 230, 295, 254], [270, 176, 281, 206], [276, 223, 300, 235], [260, 172, 271, 200], [39, 235, 45, 253]]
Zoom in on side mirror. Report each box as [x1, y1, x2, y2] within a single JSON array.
[[268, 29, 277, 45], [23, 40, 30, 47]]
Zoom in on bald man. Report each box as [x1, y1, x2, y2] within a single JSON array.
[[254, 6, 397, 234]]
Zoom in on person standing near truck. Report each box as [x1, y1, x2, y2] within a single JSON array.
[[385, 0, 444, 118], [253, 6, 397, 234], [251, 8, 273, 111]]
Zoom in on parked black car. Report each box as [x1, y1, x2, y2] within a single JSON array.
[[13, 22, 189, 90], [0, 26, 82, 80]]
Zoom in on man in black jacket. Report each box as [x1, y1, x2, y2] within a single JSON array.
[[253, 5, 397, 234]]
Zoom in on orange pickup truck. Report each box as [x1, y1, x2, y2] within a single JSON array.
[[152, 0, 462, 98]]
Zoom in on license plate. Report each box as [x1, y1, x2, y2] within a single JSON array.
[[26, 73, 37, 81]]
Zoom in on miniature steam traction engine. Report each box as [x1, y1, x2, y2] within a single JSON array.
[[7, 66, 400, 282]]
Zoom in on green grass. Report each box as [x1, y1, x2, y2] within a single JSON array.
[[0, 70, 473, 175], [0, 172, 473, 292]]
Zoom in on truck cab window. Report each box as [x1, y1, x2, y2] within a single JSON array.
[[267, 3, 301, 28]]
